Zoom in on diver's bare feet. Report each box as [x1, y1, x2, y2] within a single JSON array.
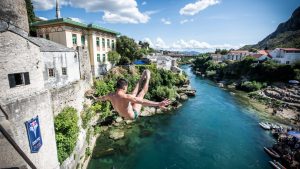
[[145, 69, 151, 80]]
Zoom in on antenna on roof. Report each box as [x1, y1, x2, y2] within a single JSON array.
[[56, 0, 61, 19]]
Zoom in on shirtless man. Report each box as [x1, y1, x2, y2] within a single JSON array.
[[97, 70, 171, 120]]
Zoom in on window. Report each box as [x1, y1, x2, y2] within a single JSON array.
[[72, 34, 77, 45], [48, 68, 55, 77], [102, 38, 105, 48], [112, 40, 115, 49], [81, 35, 85, 46], [96, 37, 100, 47], [97, 54, 101, 62], [8, 72, 30, 88], [39, 34, 43, 38], [102, 54, 106, 62], [62, 67, 67, 75], [286, 61, 290, 64], [107, 39, 110, 48], [46, 34, 50, 40]]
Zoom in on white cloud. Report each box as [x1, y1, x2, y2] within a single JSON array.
[[32, 0, 55, 10], [161, 18, 171, 25], [143, 37, 154, 47], [69, 17, 83, 23], [142, 1, 147, 5], [180, 19, 194, 24], [32, 0, 150, 24], [155, 37, 169, 49], [144, 37, 242, 51], [38, 16, 48, 21], [180, 0, 220, 16]]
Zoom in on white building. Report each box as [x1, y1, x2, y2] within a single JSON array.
[[222, 50, 251, 61], [210, 54, 222, 62], [269, 48, 300, 64], [144, 55, 182, 73], [29, 37, 80, 88]]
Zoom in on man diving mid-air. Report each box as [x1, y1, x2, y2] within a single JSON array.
[[96, 69, 171, 120]]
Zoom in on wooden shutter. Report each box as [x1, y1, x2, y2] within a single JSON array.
[[24, 72, 30, 85], [8, 74, 16, 88]]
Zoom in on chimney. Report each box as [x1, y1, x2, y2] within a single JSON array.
[[0, 0, 29, 34], [56, 0, 61, 19]]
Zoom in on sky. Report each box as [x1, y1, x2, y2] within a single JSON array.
[[34, 0, 300, 52]]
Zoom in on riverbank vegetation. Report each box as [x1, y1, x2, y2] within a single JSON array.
[[192, 56, 300, 92]]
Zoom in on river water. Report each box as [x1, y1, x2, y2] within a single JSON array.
[[88, 65, 275, 169]]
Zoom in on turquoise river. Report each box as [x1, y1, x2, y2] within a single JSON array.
[[88, 65, 275, 169]]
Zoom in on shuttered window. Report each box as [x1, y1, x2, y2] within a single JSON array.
[[72, 34, 77, 45], [96, 37, 100, 47], [107, 39, 110, 48], [97, 54, 101, 62], [48, 68, 55, 77], [8, 72, 30, 88], [62, 67, 67, 75], [102, 38, 105, 48]]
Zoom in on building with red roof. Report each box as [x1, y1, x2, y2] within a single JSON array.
[[269, 48, 300, 64]]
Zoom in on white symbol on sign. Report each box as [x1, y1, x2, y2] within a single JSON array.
[[29, 120, 38, 138]]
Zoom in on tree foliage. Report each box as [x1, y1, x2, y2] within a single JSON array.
[[25, 0, 35, 24], [25, 0, 37, 36], [116, 36, 155, 64], [54, 107, 79, 163], [116, 36, 141, 62], [108, 51, 120, 65]]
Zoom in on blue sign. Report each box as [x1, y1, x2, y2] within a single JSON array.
[[25, 116, 43, 153]]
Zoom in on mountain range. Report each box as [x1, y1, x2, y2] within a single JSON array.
[[241, 6, 300, 50]]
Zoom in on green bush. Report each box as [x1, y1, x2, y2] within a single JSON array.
[[55, 107, 79, 163], [85, 147, 91, 157], [239, 81, 266, 92], [206, 70, 216, 77], [151, 86, 176, 101], [81, 107, 96, 129]]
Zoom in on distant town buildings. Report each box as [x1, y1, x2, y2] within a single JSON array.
[[143, 55, 182, 74], [208, 48, 300, 65], [31, 18, 119, 76]]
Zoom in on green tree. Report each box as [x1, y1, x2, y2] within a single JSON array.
[[249, 48, 258, 53], [108, 51, 120, 66], [117, 36, 141, 62], [25, 0, 37, 36]]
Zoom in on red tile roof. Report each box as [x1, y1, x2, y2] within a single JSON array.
[[279, 48, 300, 51], [257, 50, 268, 55], [229, 50, 249, 53], [251, 54, 263, 58]]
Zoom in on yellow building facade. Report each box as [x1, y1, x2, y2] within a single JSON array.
[[32, 18, 119, 76]]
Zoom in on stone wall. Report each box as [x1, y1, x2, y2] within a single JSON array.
[[0, 31, 45, 101], [0, 0, 29, 34], [77, 47, 93, 85], [50, 80, 90, 116], [0, 90, 59, 169]]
